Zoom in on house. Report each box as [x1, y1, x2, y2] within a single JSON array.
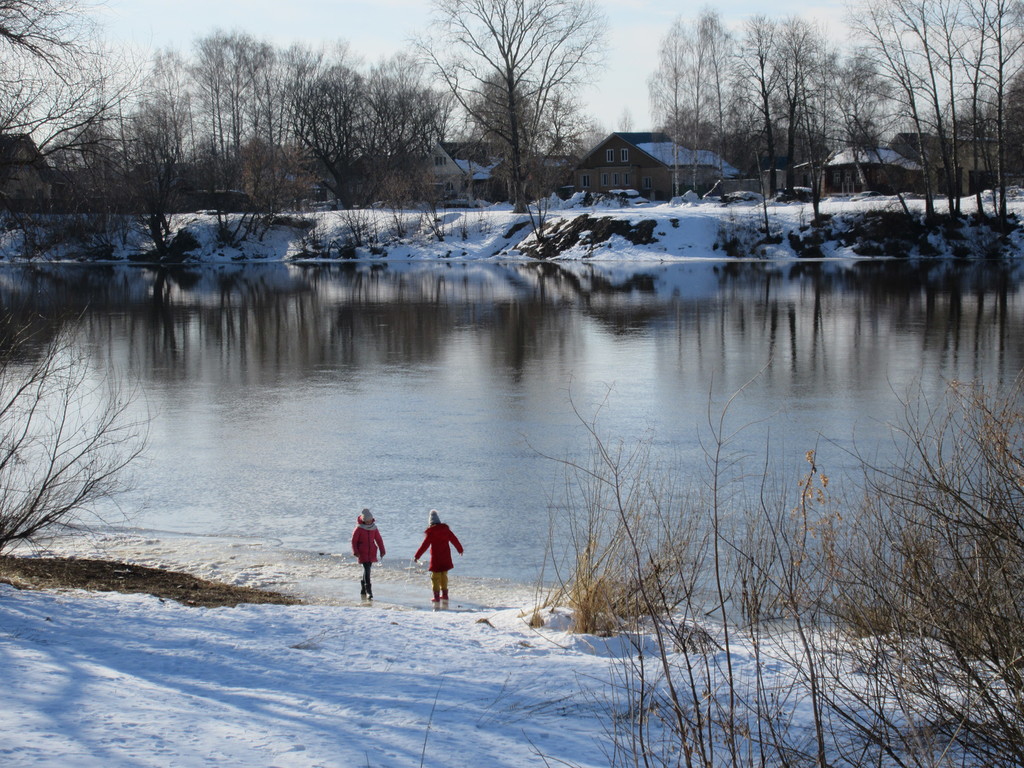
[[0, 134, 56, 210], [573, 132, 740, 200], [821, 147, 922, 196], [432, 142, 503, 203], [888, 132, 1023, 197]]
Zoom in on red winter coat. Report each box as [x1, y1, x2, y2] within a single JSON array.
[[414, 523, 463, 572], [351, 521, 385, 564]]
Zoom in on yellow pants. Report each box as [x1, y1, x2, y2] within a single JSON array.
[[431, 571, 449, 592]]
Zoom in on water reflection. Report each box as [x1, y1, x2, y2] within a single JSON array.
[[0, 259, 1021, 583], [2, 259, 1020, 387]]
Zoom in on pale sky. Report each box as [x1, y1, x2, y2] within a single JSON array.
[[97, 0, 850, 132]]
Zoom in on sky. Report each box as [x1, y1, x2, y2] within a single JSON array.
[[96, 0, 850, 134]]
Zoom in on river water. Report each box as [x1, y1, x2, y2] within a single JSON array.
[[3, 258, 1022, 599]]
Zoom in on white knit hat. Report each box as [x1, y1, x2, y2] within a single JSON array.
[[428, 509, 441, 526], [360, 508, 374, 523]]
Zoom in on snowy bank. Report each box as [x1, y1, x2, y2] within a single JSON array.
[[0, 526, 1005, 768], [3, 193, 1022, 263], [0, 582, 622, 767]]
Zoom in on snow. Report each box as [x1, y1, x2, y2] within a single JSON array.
[[1, 193, 1021, 264], [2, 526, 645, 767], [452, 158, 499, 181], [0, 543, 864, 768], [0, 581, 620, 767], [6, 537, 978, 767], [826, 146, 921, 170], [634, 141, 742, 177]]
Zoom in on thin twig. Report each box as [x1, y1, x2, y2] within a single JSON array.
[[420, 678, 444, 768]]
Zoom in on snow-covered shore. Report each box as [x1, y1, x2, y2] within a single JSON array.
[[5, 192, 1022, 264], [1, 580, 622, 767], [2, 526, 623, 767]]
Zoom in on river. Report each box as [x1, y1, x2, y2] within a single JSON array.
[[3, 258, 1021, 599]]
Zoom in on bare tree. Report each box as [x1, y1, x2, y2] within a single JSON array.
[[966, 0, 1024, 229], [796, 28, 842, 219], [835, 379, 1024, 766], [648, 11, 731, 196], [0, 320, 146, 553], [0, 0, 85, 63], [698, 11, 733, 182], [0, 1, 134, 162], [852, 0, 942, 216], [184, 30, 326, 241], [833, 53, 918, 216], [361, 54, 450, 205], [775, 17, 821, 194], [734, 17, 781, 197], [648, 16, 689, 196], [287, 42, 367, 208], [419, 0, 606, 214], [123, 49, 195, 254]]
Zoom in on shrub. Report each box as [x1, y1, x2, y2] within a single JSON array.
[[0, 320, 146, 554], [834, 379, 1024, 766]]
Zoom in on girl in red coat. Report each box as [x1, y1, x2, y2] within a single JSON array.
[[351, 508, 385, 600], [414, 509, 464, 603]]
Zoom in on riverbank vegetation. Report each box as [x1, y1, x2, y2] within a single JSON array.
[[0, 320, 146, 556], [546, 379, 1024, 767]]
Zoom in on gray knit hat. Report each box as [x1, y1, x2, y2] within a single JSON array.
[[360, 508, 374, 523], [428, 509, 441, 526]]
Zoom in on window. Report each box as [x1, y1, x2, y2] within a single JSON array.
[[613, 173, 620, 186], [624, 173, 630, 186], [580, 174, 591, 188], [434, 155, 447, 166], [605, 148, 615, 162], [642, 176, 652, 190], [620, 148, 629, 162], [601, 173, 609, 186]]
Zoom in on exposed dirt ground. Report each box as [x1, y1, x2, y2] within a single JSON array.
[[0, 555, 302, 608]]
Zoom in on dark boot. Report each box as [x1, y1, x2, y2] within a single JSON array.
[[431, 590, 441, 603], [441, 589, 449, 602]]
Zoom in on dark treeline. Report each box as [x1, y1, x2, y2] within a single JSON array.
[[67, 36, 454, 255], [1, 0, 1023, 258]]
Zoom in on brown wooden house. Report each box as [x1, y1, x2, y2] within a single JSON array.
[[574, 132, 740, 200], [0, 134, 56, 210], [820, 147, 923, 196]]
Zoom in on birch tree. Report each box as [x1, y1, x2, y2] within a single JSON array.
[[648, 17, 688, 196], [967, 0, 1024, 228], [776, 17, 820, 193], [852, 0, 941, 216], [649, 10, 732, 195]]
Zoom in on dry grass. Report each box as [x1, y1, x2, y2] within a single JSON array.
[[0, 555, 301, 608]]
